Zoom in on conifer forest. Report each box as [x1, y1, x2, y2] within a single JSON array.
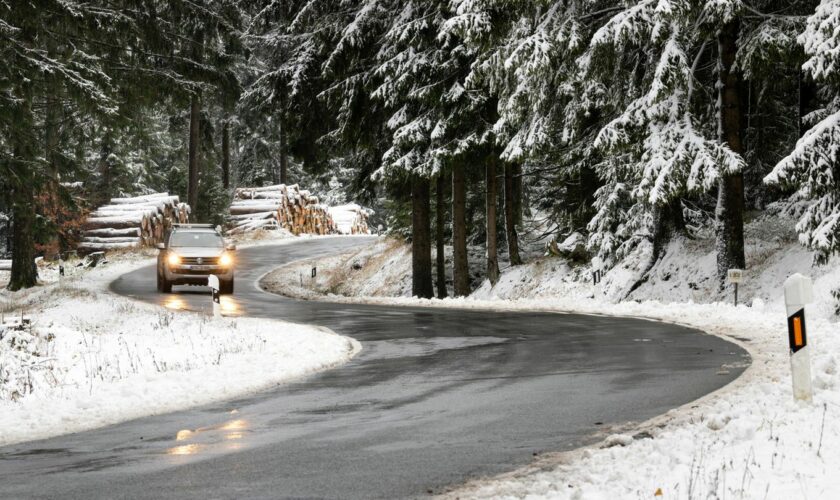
[[2, 1, 839, 297]]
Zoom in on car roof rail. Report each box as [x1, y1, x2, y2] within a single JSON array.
[[172, 223, 216, 230]]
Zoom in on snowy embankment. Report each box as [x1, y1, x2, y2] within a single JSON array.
[[261, 214, 840, 499], [260, 237, 493, 299], [0, 245, 359, 447], [262, 238, 412, 298]]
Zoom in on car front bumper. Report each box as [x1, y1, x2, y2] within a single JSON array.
[[164, 265, 233, 285]]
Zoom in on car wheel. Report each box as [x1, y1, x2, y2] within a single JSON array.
[[220, 278, 234, 295], [160, 273, 172, 293]]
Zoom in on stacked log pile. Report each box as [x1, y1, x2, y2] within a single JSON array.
[[328, 204, 373, 235], [229, 184, 340, 236], [78, 193, 190, 252]]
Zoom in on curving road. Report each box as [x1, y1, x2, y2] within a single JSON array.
[[0, 237, 748, 499]]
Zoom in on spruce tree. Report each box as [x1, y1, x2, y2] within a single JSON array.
[[766, 0, 840, 262]]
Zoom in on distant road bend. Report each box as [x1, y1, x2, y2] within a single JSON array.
[[0, 237, 749, 499]]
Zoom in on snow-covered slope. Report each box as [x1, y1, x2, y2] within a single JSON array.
[[259, 237, 495, 299], [0, 248, 359, 446]]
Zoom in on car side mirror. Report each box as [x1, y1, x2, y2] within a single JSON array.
[[225, 244, 237, 251], [156, 243, 165, 250]]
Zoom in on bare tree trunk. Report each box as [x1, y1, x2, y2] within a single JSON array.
[[188, 94, 201, 212], [222, 120, 230, 189], [504, 162, 522, 266], [279, 119, 288, 184], [486, 156, 500, 285], [435, 174, 448, 298], [412, 176, 433, 298], [452, 163, 470, 296], [715, 19, 746, 282]]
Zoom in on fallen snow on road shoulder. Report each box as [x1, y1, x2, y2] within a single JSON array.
[[0, 253, 359, 446]]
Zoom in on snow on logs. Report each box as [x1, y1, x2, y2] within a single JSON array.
[[229, 184, 334, 235], [328, 204, 374, 235], [229, 184, 371, 236], [79, 193, 190, 252]]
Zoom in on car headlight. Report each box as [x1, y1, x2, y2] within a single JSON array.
[[219, 252, 233, 267], [167, 253, 182, 267]]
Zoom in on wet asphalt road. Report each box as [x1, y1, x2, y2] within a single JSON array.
[[0, 237, 748, 499]]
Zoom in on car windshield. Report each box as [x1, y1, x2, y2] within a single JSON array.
[[169, 232, 223, 248]]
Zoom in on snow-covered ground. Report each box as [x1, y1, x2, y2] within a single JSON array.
[[0, 242, 359, 447], [259, 214, 840, 499], [261, 238, 412, 299]]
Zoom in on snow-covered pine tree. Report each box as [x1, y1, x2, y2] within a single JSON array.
[[450, 0, 607, 269], [371, 1, 460, 297], [765, 0, 840, 263], [373, 0, 516, 292], [0, 1, 119, 289], [243, 0, 395, 212], [152, 0, 244, 215], [581, 1, 742, 274], [735, 2, 812, 208]]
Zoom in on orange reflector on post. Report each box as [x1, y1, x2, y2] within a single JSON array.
[[787, 308, 807, 354]]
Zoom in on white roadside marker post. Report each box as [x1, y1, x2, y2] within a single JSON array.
[[784, 273, 813, 402], [208, 274, 222, 319], [727, 269, 743, 306]]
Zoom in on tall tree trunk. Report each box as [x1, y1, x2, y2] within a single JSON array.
[[799, 70, 817, 139], [412, 176, 433, 298], [486, 156, 500, 285], [435, 174, 448, 299], [715, 19, 746, 282], [512, 162, 523, 225], [452, 163, 470, 296], [9, 185, 37, 291], [96, 130, 114, 207], [279, 119, 288, 184], [188, 94, 201, 212], [652, 199, 685, 264], [8, 83, 38, 290], [222, 120, 230, 190], [625, 199, 685, 298], [504, 162, 522, 266], [43, 72, 61, 258]]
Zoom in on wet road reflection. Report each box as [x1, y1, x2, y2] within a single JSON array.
[[166, 444, 202, 456], [163, 296, 187, 311]]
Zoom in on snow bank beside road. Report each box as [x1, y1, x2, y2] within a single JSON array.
[[0, 252, 359, 446]]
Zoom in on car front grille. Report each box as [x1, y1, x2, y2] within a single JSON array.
[[181, 256, 219, 265]]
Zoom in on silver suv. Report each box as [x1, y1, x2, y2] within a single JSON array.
[[156, 224, 236, 294]]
